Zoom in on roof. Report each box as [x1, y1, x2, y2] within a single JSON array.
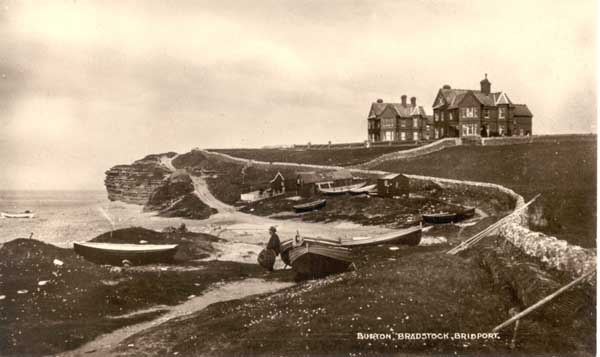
[[435, 88, 514, 109], [368, 102, 427, 119], [513, 104, 533, 117], [297, 170, 353, 184], [379, 173, 406, 180]]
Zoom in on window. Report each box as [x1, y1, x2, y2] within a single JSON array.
[[499, 125, 505, 135], [401, 120, 406, 128], [461, 107, 479, 118], [499, 107, 506, 119], [484, 109, 489, 119], [384, 131, 393, 141], [400, 132, 406, 141], [413, 118, 418, 128], [413, 132, 419, 141], [434, 128, 439, 139], [434, 113, 439, 122], [449, 112, 453, 121], [440, 127, 444, 137], [461, 124, 478, 136]]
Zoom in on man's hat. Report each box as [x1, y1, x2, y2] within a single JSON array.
[[269, 226, 277, 232]]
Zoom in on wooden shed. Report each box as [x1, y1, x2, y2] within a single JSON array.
[[296, 170, 353, 197], [240, 171, 286, 202], [377, 173, 409, 198]]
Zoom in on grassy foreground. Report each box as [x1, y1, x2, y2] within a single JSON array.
[[115, 236, 594, 356], [0, 228, 283, 356], [373, 139, 596, 248]]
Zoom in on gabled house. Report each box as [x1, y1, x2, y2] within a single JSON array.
[[367, 95, 428, 143], [431, 74, 533, 138]]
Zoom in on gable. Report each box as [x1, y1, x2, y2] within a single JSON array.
[[495, 92, 512, 105], [456, 91, 481, 107], [380, 105, 397, 118], [432, 90, 446, 108]]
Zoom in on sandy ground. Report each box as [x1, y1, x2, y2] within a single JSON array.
[[60, 278, 294, 357]]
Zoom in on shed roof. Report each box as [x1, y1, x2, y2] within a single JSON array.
[[379, 173, 406, 180]]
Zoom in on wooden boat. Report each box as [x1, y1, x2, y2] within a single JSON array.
[[349, 184, 377, 195], [293, 199, 326, 213], [318, 182, 366, 195], [340, 226, 422, 247], [1, 211, 35, 219], [73, 242, 179, 266], [288, 241, 353, 278], [422, 207, 476, 225], [280, 236, 341, 266]]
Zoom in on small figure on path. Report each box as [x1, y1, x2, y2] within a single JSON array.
[[258, 226, 281, 271]]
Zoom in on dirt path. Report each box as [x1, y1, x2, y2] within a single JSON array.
[[191, 176, 236, 213], [60, 279, 294, 357]]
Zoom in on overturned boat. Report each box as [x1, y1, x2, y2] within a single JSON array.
[[73, 242, 179, 266], [349, 184, 377, 195], [288, 240, 353, 278], [318, 182, 366, 195], [1, 211, 35, 219], [293, 199, 326, 213], [340, 225, 422, 247], [422, 207, 476, 225]]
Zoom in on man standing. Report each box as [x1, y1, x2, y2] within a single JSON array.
[[258, 226, 280, 271]]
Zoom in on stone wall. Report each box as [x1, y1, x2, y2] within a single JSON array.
[[359, 138, 461, 168], [482, 133, 596, 146]]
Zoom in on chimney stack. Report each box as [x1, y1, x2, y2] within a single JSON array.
[[480, 73, 491, 95], [376, 98, 383, 103], [410, 97, 416, 107], [401, 95, 407, 107]]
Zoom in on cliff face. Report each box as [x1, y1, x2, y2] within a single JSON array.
[[104, 153, 176, 204]]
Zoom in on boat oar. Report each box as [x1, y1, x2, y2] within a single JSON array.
[[491, 268, 596, 332]]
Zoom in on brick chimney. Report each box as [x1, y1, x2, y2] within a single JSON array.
[[401, 95, 407, 107], [410, 97, 416, 107], [480, 73, 491, 95]]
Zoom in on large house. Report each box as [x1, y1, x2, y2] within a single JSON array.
[[367, 95, 428, 143], [431, 75, 533, 138]]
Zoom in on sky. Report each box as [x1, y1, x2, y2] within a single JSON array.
[[0, 0, 596, 190]]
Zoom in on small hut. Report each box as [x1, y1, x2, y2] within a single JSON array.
[[240, 171, 286, 202], [377, 173, 409, 198]]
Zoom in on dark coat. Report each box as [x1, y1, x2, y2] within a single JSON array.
[[267, 232, 281, 255]]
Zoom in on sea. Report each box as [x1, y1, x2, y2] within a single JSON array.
[[0, 190, 194, 248]]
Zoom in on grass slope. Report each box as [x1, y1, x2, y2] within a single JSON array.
[[373, 140, 596, 248], [210, 146, 417, 166], [116, 241, 594, 356]]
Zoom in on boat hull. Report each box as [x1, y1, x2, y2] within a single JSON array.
[[73, 242, 179, 266], [349, 184, 377, 195], [319, 182, 366, 195], [422, 207, 476, 225], [341, 226, 422, 247], [293, 199, 326, 213], [288, 242, 352, 278], [1, 212, 35, 219]]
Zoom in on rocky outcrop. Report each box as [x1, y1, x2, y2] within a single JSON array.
[[104, 153, 177, 204], [144, 170, 217, 219]]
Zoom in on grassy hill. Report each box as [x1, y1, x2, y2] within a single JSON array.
[[374, 140, 596, 248], [210, 146, 417, 166]]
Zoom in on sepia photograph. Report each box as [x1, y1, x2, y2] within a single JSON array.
[[0, 0, 597, 356]]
